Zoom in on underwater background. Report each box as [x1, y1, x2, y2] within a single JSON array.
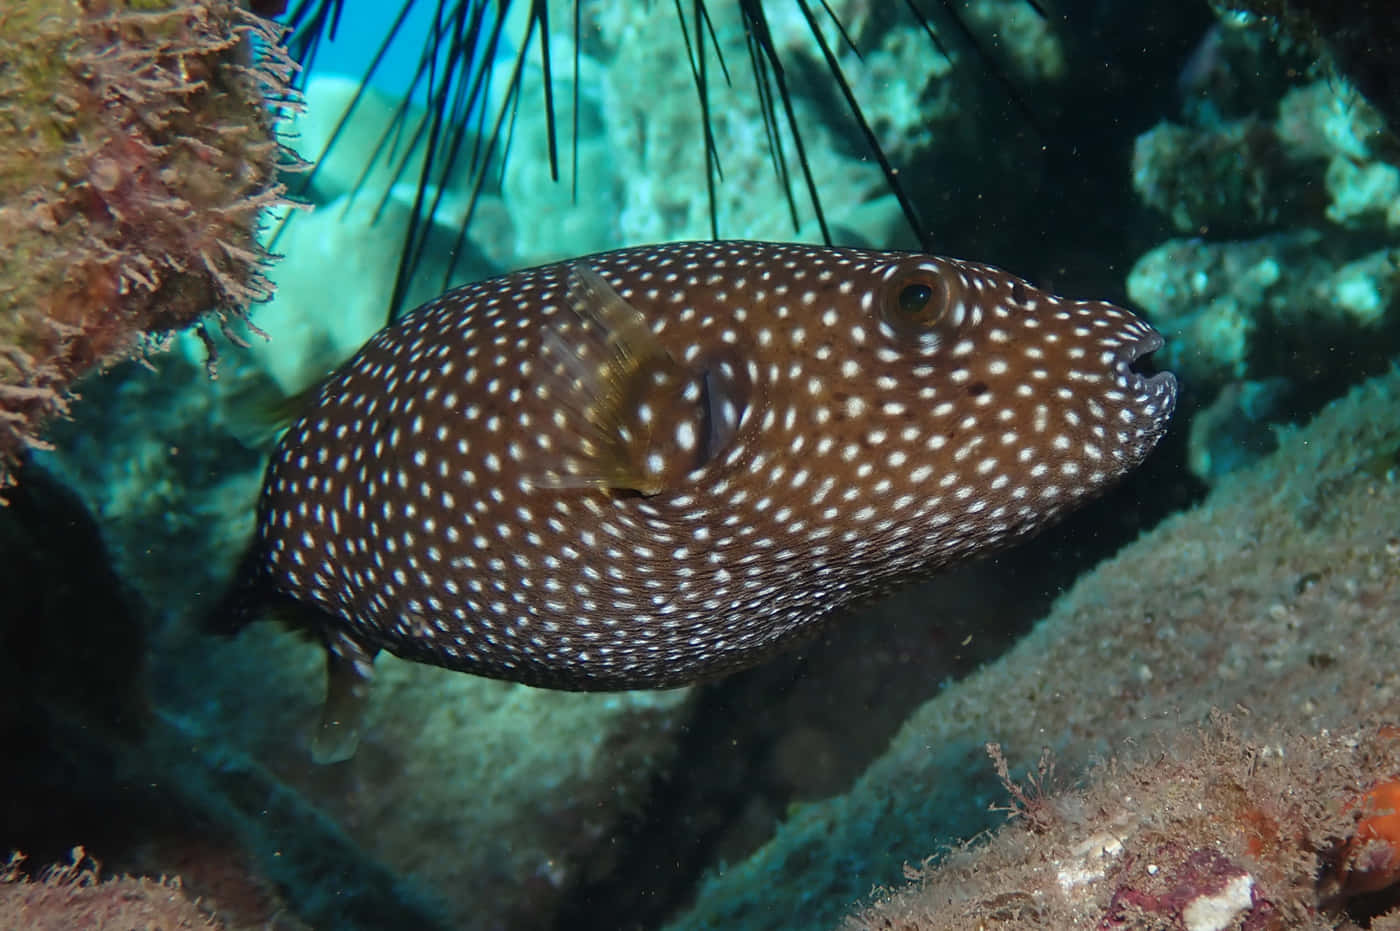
[[2, 0, 1400, 928]]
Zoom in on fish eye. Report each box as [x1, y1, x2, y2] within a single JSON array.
[[898, 283, 934, 313], [881, 271, 951, 338]]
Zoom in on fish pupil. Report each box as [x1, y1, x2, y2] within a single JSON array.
[[898, 283, 934, 314]]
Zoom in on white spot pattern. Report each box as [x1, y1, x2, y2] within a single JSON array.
[[251, 240, 1177, 691]]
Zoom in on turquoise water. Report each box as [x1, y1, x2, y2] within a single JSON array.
[[289, 0, 447, 101]]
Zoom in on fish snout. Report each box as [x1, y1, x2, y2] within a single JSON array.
[[1114, 327, 1178, 399]]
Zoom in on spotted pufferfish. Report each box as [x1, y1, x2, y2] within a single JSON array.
[[211, 240, 1177, 762]]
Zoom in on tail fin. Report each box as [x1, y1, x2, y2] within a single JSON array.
[[203, 542, 268, 636]]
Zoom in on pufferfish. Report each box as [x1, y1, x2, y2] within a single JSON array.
[[210, 240, 1177, 762]]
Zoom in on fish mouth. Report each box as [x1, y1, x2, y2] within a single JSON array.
[[1117, 330, 1178, 397]]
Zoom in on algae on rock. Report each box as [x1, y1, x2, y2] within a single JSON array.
[[0, 0, 296, 485]]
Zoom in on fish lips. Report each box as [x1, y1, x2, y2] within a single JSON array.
[[1117, 328, 1178, 401]]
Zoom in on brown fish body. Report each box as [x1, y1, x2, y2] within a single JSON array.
[[217, 240, 1176, 760]]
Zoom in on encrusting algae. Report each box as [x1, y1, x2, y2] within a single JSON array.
[[209, 240, 1178, 762]]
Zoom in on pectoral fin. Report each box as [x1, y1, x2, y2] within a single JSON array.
[[531, 263, 725, 495]]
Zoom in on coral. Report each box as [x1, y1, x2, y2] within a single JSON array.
[[1131, 117, 1321, 236], [1126, 11, 1400, 481], [845, 721, 1400, 930], [1210, 0, 1400, 133], [1131, 75, 1395, 243], [582, 0, 888, 246], [0, 848, 221, 930], [0, 0, 297, 487], [577, 0, 1073, 255], [1126, 232, 1400, 391]]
